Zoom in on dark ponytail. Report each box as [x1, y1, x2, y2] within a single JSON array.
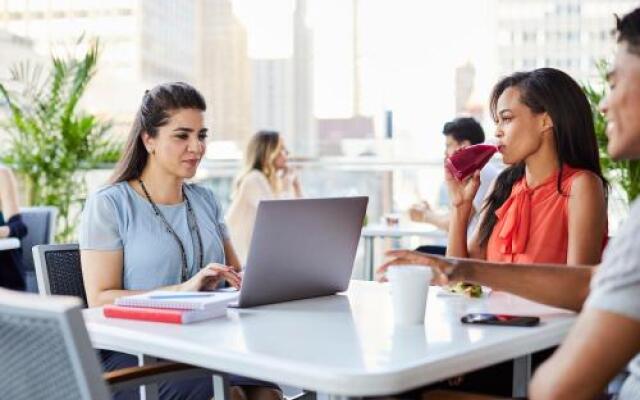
[[110, 82, 206, 183], [477, 68, 607, 246], [477, 164, 525, 245]]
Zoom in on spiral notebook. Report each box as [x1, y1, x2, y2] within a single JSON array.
[[115, 290, 239, 311], [104, 304, 224, 324]]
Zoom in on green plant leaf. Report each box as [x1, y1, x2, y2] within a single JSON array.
[[0, 36, 119, 242], [582, 60, 640, 203]]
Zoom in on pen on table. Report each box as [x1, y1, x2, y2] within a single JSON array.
[[148, 293, 216, 299]]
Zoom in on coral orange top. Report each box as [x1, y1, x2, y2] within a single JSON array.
[[486, 165, 607, 264]]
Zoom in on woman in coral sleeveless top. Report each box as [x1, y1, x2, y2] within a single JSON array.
[[487, 164, 607, 264], [446, 68, 608, 266]]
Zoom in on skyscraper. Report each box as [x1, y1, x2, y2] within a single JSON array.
[[495, 0, 637, 83], [251, 58, 293, 137], [454, 62, 475, 115], [0, 0, 255, 146], [0, 0, 198, 132], [249, 0, 315, 157], [291, 0, 316, 157], [195, 0, 251, 146]]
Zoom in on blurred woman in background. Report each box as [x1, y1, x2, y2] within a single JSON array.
[[226, 130, 303, 263]]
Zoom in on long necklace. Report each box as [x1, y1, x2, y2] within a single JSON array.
[[138, 179, 204, 282]]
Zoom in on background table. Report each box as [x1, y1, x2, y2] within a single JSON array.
[[361, 223, 447, 280], [0, 237, 20, 251], [84, 281, 575, 399]]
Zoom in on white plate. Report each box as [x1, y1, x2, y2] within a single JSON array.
[[435, 285, 492, 298]]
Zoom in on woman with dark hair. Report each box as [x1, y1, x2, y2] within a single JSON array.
[[226, 130, 302, 263], [379, 68, 609, 397], [0, 166, 28, 290], [79, 82, 281, 400], [446, 68, 608, 265], [382, 9, 640, 399]]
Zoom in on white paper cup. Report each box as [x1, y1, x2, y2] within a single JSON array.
[[387, 265, 433, 325]]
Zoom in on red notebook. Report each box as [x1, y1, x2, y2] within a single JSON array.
[[103, 304, 224, 324]]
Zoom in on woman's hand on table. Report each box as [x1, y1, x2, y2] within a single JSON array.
[[180, 264, 242, 292]]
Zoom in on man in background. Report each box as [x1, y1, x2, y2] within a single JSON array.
[[409, 117, 500, 234]]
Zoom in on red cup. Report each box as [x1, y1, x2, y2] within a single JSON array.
[[445, 144, 498, 181]]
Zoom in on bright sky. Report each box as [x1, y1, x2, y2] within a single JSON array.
[[232, 0, 498, 159]]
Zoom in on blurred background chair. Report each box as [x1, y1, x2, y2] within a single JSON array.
[[19, 206, 57, 292], [0, 289, 215, 400], [33, 243, 86, 307]]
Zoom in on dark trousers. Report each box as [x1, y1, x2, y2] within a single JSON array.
[[100, 350, 213, 400], [0, 249, 25, 291], [391, 348, 556, 399], [100, 350, 279, 400]]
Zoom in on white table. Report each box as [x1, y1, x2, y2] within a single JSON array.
[[0, 237, 20, 251], [84, 281, 575, 399], [361, 223, 447, 280]]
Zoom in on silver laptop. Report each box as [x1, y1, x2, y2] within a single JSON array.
[[232, 196, 368, 308]]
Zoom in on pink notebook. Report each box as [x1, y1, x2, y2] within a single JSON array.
[[104, 304, 223, 324]]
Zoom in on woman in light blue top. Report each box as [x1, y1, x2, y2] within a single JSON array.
[[79, 82, 281, 400]]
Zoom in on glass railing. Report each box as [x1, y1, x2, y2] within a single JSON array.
[[195, 157, 449, 223], [194, 157, 451, 279], [84, 156, 630, 279]]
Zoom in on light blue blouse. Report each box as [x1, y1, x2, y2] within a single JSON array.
[[79, 181, 230, 290]]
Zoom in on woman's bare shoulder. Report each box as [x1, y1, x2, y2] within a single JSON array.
[[569, 171, 605, 197]]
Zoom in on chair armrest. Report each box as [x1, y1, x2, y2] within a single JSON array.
[[104, 361, 216, 392]]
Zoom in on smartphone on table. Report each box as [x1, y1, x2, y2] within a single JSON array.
[[461, 313, 540, 327]]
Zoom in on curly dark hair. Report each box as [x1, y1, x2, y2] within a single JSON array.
[[616, 8, 640, 56]]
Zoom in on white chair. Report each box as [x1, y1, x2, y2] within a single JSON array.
[[0, 289, 216, 400]]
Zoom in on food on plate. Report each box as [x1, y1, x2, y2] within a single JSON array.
[[447, 282, 483, 298]]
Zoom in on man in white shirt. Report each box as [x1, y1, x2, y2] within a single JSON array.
[[410, 117, 500, 235]]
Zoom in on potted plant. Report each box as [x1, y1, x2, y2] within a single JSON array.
[[0, 38, 120, 242], [583, 61, 640, 207]]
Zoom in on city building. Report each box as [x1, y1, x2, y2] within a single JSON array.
[[0, 0, 252, 144], [496, 0, 638, 83], [195, 0, 251, 146], [0, 0, 198, 132], [316, 115, 374, 156], [291, 0, 316, 157], [251, 58, 294, 139], [250, 0, 315, 157], [454, 62, 475, 115]]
